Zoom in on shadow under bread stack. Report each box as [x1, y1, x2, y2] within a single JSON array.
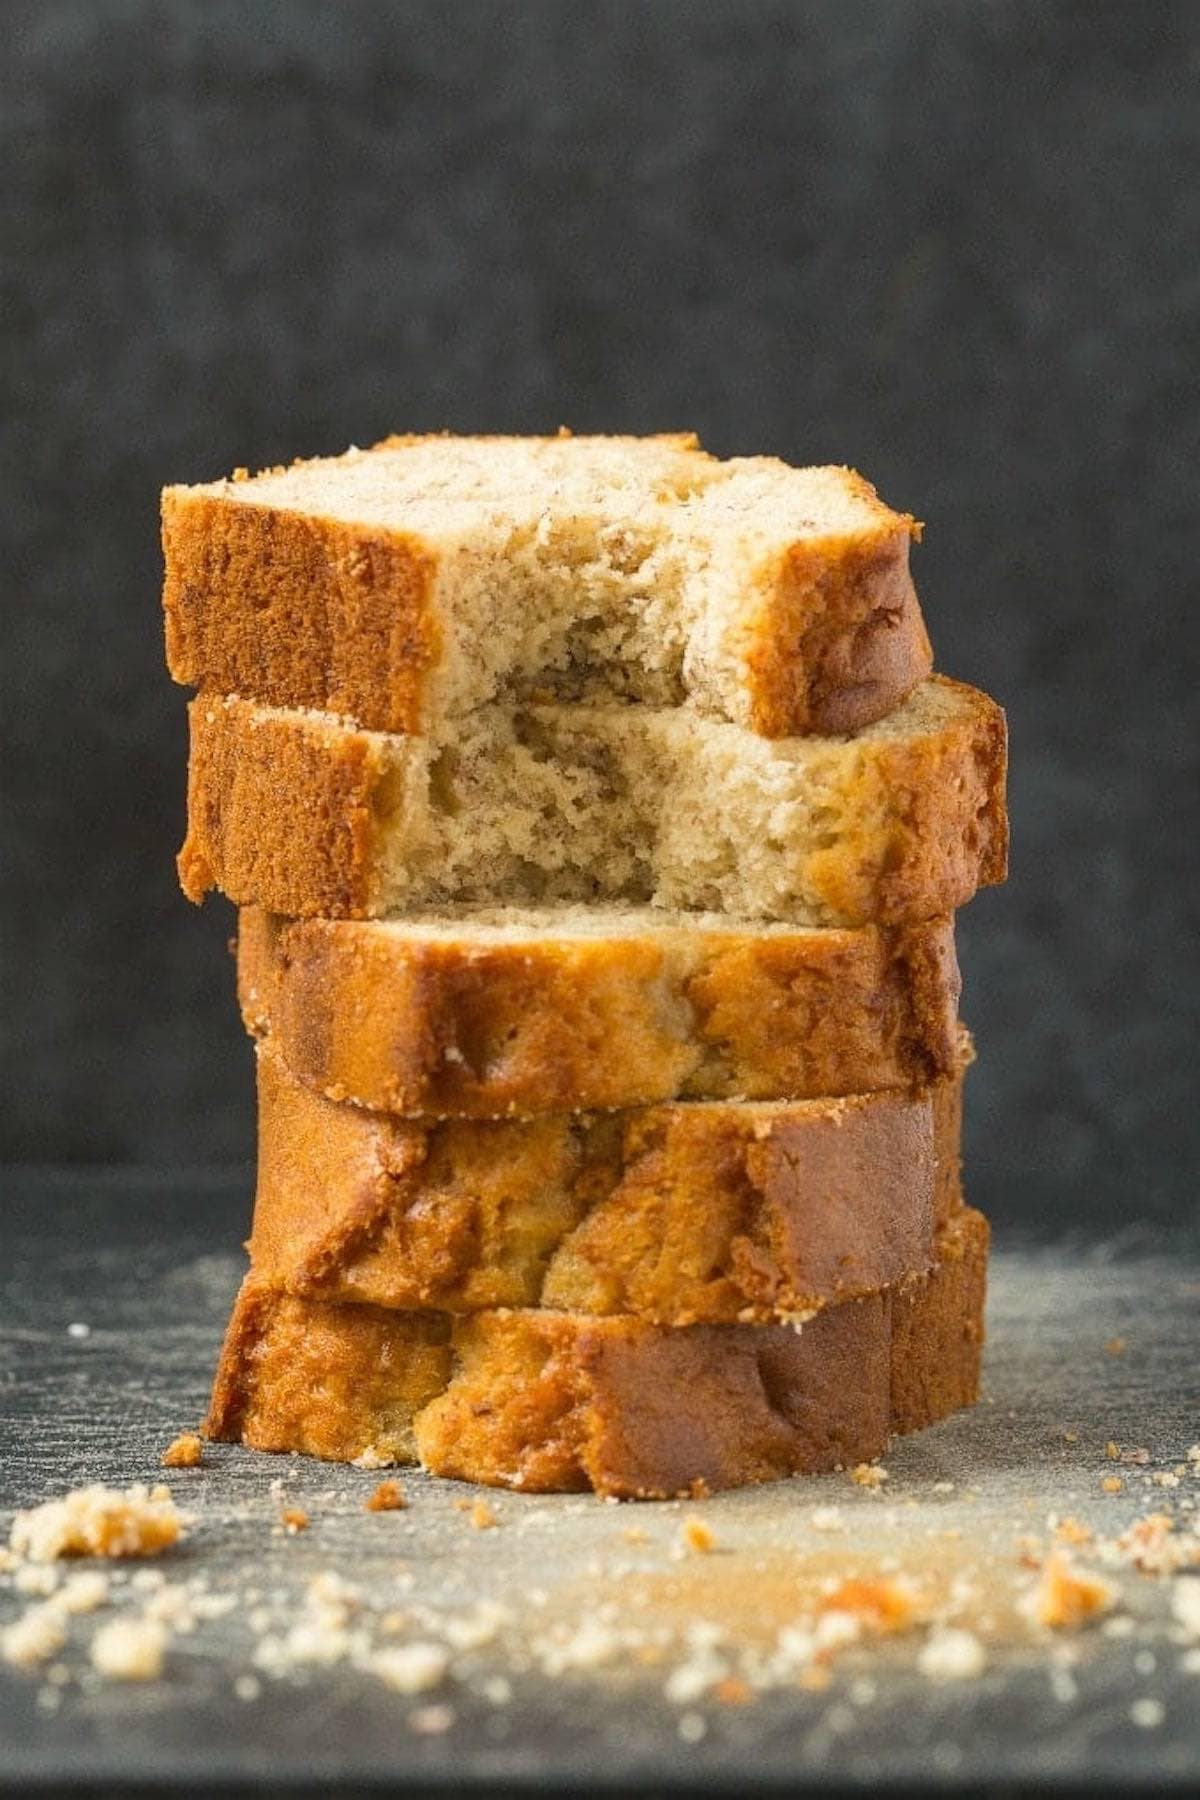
[[162, 432, 1007, 1499]]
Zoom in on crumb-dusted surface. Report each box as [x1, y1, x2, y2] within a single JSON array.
[[163, 433, 930, 739], [2, 1174, 1197, 1794], [237, 904, 963, 1115], [206, 1211, 986, 1494], [247, 1041, 967, 1319], [180, 677, 1008, 923]]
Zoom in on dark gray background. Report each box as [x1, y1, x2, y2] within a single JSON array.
[[2, 0, 1197, 1236]]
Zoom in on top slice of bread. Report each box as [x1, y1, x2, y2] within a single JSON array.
[[163, 432, 930, 738]]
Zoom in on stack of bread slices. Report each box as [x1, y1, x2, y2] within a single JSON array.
[[162, 432, 1007, 1500]]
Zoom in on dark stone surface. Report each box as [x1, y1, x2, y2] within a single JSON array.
[[1, 1171, 1199, 1795], [1, 2, 1198, 1235]]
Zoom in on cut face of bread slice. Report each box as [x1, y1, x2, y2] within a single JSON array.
[[205, 1209, 988, 1497], [237, 906, 962, 1116], [163, 433, 929, 738], [248, 1038, 967, 1321], [181, 677, 1007, 925]]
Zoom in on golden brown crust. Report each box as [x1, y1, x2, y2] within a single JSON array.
[[204, 1282, 451, 1464], [205, 1210, 987, 1496], [247, 1041, 966, 1322], [180, 681, 1008, 925], [178, 695, 403, 913], [163, 492, 441, 736], [752, 516, 931, 736], [236, 908, 962, 1115], [163, 443, 927, 737]]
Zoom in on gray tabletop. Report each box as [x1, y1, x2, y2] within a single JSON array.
[[1, 1170, 1198, 1794]]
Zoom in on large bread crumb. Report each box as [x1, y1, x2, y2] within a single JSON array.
[[10, 1484, 184, 1563], [90, 1617, 167, 1681]]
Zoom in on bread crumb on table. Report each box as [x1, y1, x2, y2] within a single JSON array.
[[161, 1433, 203, 1469], [679, 1517, 717, 1555], [90, 1617, 167, 1681], [455, 1498, 498, 1531], [810, 1506, 844, 1533], [918, 1627, 987, 1682], [279, 1508, 310, 1535], [2, 1605, 68, 1667], [367, 1642, 449, 1694], [364, 1480, 407, 1513], [851, 1463, 889, 1490], [1019, 1552, 1115, 1630], [9, 1485, 184, 1563]]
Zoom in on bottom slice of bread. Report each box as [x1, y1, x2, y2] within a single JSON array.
[[205, 1208, 987, 1498]]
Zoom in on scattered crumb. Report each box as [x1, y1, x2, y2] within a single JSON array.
[[279, 1508, 309, 1535], [679, 1518, 717, 1555], [160, 1433, 203, 1469], [1152, 1472, 1180, 1490], [1102, 1477, 1124, 1495], [1105, 1338, 1126, 1357], [713, 1675, 754, 1706], [67, 1322, 90, 1340], [10, 1485, 184, 1563], [2, 1606, 67, 1667], [1020, 1552, 1115, 1630], [350, 1446, 396, 1470], [1130, 1696, 1165, 1729], [90, 1617, 167, 1681], [1063, 1430, 1079, 1444], [850, 1464, 889, 1490], [918, 1628, 987, 1682], [1105, 1441, 1121, 1461], [365, 1481, 407, 1513], [14, 1563, 60, 1597], [56, 1571, 110, 1614], [467, 1499, 499, 1531], [368, 1642, 449, 1694], [818, 1578, 920, 1635], [810, 1507, 844, 1533], [409, 1702, 455, 1734], [1172, 1579, 1200, 1638], [1053, 1518, 1093, 1547], [533, 1618, 621, 1674], [623, 1527, 650, 1545], [1121, 1447, 1151, 1466]]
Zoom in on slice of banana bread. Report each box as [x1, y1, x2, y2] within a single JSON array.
[[181, 677, 1007, 924], [237, 905, 961, 1116], [164, 432, 929, 738], [204, 1209, 988, 1497], [247, 1037, 968, 1320]]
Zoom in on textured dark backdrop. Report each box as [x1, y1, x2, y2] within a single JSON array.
[[2, 0, 1197, 1237]]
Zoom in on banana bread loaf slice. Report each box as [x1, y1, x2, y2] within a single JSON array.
[[181, 677, 1007, 923], [237, 905, 961, 1116], [248, 1037, 968, 1320], [205, 1209, 988, 1497], [164, 432, 929, 738]]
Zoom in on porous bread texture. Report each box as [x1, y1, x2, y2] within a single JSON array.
[[181, 676, 1008, 925], [237, 905, 962, 1116], [247, 1036, 968, 1321], [163, 432, 929, 738], [204, 1209, 988, 1498]]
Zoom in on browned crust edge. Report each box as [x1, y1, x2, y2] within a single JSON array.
[[246, 1039, 967, 1321], [235, 907, 962, 1115], [204, 1210, 987, 1497]]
